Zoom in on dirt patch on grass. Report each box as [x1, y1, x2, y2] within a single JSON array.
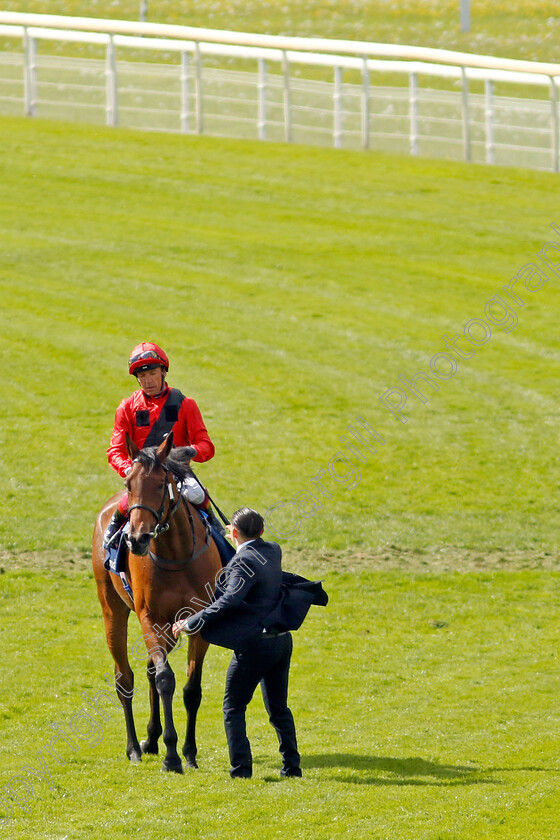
[[0, 549, 92, 572], [283, 545, 560, 575], [1, 546, 557, 576]]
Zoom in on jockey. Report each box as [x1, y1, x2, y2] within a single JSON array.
[[103, 341, 216, 548]]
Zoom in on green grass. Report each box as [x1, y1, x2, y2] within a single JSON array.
[[1, 83, 560, 840], [1, 561, 559, 839], [1, 115, 559, 556], [2, 11, 560, 838], [2, 0, 560, 63]]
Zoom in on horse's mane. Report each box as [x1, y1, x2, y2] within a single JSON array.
[[135, 446, 193, 481]]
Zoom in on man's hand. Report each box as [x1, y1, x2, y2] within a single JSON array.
[[172, 619, 190, 639], [172, 612, 204, 638]]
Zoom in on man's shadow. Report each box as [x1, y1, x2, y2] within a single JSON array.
[[299, 754, 500, 786]]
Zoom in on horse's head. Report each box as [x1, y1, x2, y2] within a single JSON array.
[[124, 432, 176, 556]]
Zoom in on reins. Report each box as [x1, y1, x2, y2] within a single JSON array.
[[188, 469, 230, 526]]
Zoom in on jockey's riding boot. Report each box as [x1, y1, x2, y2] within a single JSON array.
[[103, 509, 127, 549], [207, 507, 226, 536]]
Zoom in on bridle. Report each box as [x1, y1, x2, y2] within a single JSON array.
[[127, 458, 211, 568], [127, 459, 181, 540]]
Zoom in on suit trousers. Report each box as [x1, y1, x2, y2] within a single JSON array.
[[223, 632, 300, 777]]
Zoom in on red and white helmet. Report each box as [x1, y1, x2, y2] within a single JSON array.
[[128, 342, 169, 376]]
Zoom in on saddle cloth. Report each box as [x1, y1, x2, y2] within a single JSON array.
[[104, 523, 133, 600]]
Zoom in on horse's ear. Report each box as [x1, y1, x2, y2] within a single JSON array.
[[126, 433, 140, 462], [156, 431, 174, 464]]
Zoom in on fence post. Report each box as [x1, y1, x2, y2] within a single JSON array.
[[194, 42, 203, 134], [461, 66, 471, 162], [282, 50, 292, 143], [409, 71, 419, 156], [258, 57, 267, 141], [361, 56, 370, 150], [333, 66, 343, 148], [180, 51, 189, 133], [460, 0, 470, 32], [551, 76, 559, 174], [106, 35, 118, 126], [23, 27, 37, 117], [484, 79, 494, 165]]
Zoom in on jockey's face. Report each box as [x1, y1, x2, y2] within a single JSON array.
[[136, 366, 166, 397]]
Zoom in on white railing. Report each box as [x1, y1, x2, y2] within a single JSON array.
[[1, 11, 559, 171]]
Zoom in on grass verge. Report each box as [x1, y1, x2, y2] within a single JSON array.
[[1, 115, 559, 555], [1, 556, 559, 839]]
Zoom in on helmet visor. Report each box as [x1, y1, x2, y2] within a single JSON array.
[[129, 349, 165, 367]]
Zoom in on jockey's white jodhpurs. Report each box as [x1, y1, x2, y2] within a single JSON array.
[[181, 476, 206, 505]]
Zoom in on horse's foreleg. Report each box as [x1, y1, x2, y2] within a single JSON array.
[[140, 659, 162, 755], [182, 634, 210, 769], [96, 583, 142, 763], [153, 656, 183, 774], [136, 616, 183, 773]]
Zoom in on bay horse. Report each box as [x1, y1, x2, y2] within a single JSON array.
[[91, 432, 223, 772]]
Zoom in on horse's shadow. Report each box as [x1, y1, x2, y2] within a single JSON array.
[[299, 754, 500, 786]]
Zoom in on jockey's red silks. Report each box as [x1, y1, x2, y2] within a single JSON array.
[[118, 494, 130, 517], [107, 385, 214, 478]]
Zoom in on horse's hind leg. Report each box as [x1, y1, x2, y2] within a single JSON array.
[[140, 658, 162, 755], [182, 635, 210, 769]]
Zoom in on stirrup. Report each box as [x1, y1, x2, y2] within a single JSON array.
[[103, 511, 126, 549]]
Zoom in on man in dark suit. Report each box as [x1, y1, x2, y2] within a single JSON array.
[[172, 507, 302, 779]]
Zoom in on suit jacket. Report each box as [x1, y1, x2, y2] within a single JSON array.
[[190, 538, 328, 649], [262, 571, 328, 634]]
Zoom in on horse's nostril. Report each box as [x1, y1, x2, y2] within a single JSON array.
[[127, 532, 151, 555]]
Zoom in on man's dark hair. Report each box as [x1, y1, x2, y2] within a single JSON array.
[[231, 507, 264, 540]]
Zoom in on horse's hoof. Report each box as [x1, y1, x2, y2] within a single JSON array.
[[128, 750, 142, 764], [184, 757, 199, 769], [162, 759, 184, 774], [140, 739, 159, 755]]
